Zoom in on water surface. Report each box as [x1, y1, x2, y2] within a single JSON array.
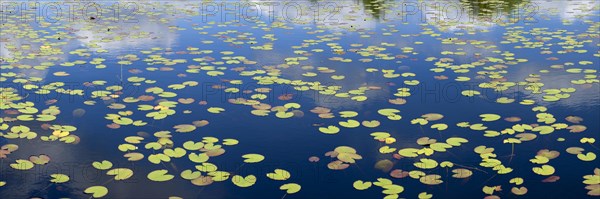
[[0, 0, 599, 198]]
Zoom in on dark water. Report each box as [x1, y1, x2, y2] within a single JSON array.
[[0, 0, 599, 198]]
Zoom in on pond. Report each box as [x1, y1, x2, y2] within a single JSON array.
[[0, 0, 599, 198]]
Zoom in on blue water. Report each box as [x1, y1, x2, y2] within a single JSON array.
[[0, 0, 599, 198]]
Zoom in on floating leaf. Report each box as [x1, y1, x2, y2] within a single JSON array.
[[84, 186, 108, 198], [578, 152, 597, 161], [232, 175, 256, 187], [420, 175, 443, 185], [319, 125, 340, 134], [480, 114, 501, 122], [50, 174, 70, 183], [191, 176, 214, 186], [452, 169, 472, 178], [92, 160, 113, 170], [10, 159, 34, 170], [106, 168, 134, 180], [511, 187, 528, 195], [147, 169, 174, 182], [29, 155, 50, 165], [280, 183, 301, 194], [533, 165, 555, 176], [266, 169, 290, 180], [174, 124, 196, 133], [242, 154, 264, 163], [353, 180, 372, 190]]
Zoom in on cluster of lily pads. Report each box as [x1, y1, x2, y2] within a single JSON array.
[[0, 0, 599, 198]]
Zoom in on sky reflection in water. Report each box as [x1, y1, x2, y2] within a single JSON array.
[[0, 0, 599, 198]]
